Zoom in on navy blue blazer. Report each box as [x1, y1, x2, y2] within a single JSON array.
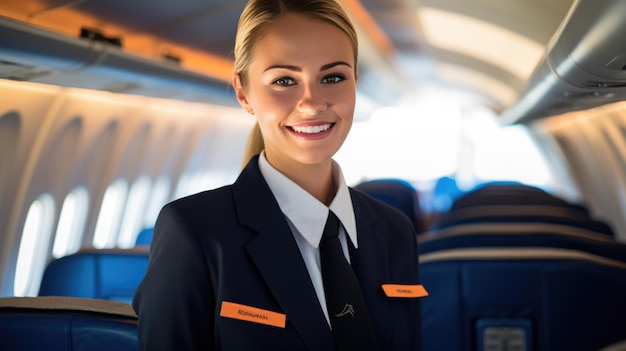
[[133, 155, 423, 350]]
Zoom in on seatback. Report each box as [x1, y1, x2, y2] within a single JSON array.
[[419, 222, 626, 262], [430, 206, 614, 236], [354, 178, 424, 232], [432, 176, 464, 212], [0, 296, 138, 351], [420, 247, 626, 351], [448, 182, 589, 214], [39, 248, 149, 303], [134, 227, 154, 246]]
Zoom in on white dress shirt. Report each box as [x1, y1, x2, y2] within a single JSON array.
[[258, 151, 358, 325]]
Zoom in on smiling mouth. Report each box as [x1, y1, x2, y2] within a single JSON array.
[[290, 123, 333, 134]]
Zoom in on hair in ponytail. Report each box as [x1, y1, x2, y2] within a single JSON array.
[[241, 122, 264, 169]]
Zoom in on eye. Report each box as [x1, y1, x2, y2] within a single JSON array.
[[322, 74, 345, 84], [272, 77, 296, 86]]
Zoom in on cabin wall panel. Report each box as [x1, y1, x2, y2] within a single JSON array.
[[47, 90, 144, 249], [542, 102, 626, 240], [0, 78, 252, 296], [575, 117, 625, 235], [529, 128, 581, 202], [0, 80, 62, 296], [596, 110, 626, 235]]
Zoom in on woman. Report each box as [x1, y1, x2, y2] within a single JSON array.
[[132, 0, 425, 350]]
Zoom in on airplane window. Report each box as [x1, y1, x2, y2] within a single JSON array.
[[142, 176, 171, 229], [52, 187, 89, 258], [117, 176, 151, 248], [93, 179, 128, 249], [14, 194, 55, 296]]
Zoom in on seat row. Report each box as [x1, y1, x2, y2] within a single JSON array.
[[4, 180, 626, 350], [0, 296, 137, 351], [359, 180, 626, 351]]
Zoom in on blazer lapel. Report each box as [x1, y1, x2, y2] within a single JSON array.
[[349, 189, 394, 349], [233, 156, 335, 350]]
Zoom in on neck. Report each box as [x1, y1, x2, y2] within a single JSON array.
[[267, 154, 336, 206], [295, 163, 336, 206]]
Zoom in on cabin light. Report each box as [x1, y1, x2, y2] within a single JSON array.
[[605, 54, 626, 71], [417, 7, 544, 81]]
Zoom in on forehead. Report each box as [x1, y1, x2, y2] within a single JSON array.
[[251, 13, 355, 69]]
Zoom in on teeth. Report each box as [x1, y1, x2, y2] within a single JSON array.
[[291, 124, 331, 134]]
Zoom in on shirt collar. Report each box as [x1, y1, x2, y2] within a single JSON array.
[[258, 151, 358, 248]]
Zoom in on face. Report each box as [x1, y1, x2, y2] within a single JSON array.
[[234, 13, 356, 173]]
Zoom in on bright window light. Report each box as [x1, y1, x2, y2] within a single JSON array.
[[93, 179, 128, 249], [336, 102, 462, 184], [117, 176, 151, 248], [336, 99, 554, 193], [174, 173, 192, 200], [52, 187, 89, 258], [14, 194, 55, 296], [143, 176, 170, 228], [467, 108, 553, 188]]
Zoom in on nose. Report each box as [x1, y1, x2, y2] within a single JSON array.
[[296, 83, 327, 115]]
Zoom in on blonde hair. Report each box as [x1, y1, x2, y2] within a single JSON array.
[[235, 0, 359, 167]]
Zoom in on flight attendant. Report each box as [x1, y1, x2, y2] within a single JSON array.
[[132, 0, 426, 350]]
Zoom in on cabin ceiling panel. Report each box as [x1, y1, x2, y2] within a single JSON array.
[[5, 0, 623, 124], [417, 0, 574, 45]]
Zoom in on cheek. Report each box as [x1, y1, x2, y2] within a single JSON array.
[[334, 90, 356, 120], [252, 90, 298, 116]]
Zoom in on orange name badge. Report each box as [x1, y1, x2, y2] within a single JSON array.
[[382, 284, 429, 298], [220, 301, 287, 328]]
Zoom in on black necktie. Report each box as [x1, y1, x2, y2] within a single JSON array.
[[319, 211, 379, 350]]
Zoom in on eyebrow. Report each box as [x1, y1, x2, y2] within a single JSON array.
[[263, 61, 352, 73]]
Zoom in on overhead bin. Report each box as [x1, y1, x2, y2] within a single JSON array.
[[501, 0, 626, 124], [0, 17, 237, 105]]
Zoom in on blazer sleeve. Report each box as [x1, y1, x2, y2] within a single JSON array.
[[132, 203, 215, 350]]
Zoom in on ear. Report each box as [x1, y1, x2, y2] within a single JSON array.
[[233, 74, 253, 114]]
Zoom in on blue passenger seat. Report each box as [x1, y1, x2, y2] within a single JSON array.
[[354, 178, 425, 233], [432, 175, 464, 212], [39, 248, 149, 303], [420, 246, 626, 351], [0, 296, 137, 351], [134, 227, 154, 246]]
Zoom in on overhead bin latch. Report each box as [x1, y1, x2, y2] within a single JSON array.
[[79, 27, 122, 47]]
